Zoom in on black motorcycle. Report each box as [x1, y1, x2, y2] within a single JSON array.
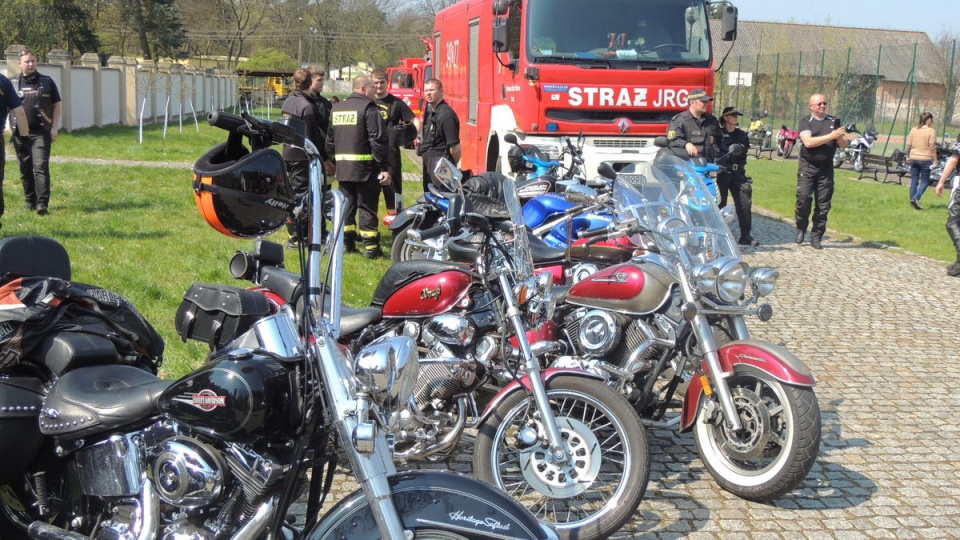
[[0, 112, 558, 540]]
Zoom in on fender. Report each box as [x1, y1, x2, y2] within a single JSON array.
[[305, 470, 557, 539], [389, 203, 434, 231], [477, 369, 604, 425], [679, 339, 816, 432]]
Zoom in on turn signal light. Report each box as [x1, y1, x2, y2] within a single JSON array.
[[699, 375, 713, 396]]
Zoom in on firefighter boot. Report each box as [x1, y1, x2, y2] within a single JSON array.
[[948, 251, 960, 277], [361, 231, 384, 260], [343, 230, 359, 253]]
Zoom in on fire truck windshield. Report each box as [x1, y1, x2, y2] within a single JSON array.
[[526, 0, 712, 67]]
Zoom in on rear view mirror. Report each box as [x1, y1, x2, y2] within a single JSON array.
[[720, 5, 738, 41], [493, 17, 510, 53], [432, 158, 463, 192]]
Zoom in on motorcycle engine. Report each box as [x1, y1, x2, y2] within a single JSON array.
[[152, 436, 228, 508]]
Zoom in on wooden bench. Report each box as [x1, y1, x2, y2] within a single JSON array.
[[856, 152, 908, 184], [747, 135, 775, 160]]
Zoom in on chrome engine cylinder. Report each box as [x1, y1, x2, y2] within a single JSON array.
[[152, 437, 227, 509]]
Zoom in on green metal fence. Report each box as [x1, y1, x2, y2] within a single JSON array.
[[715, 40, 959, 155]]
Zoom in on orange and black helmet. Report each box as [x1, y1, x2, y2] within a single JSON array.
[[193, 142, 294, 238]]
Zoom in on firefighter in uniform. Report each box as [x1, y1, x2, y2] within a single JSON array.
[[10, 49, 61, 215], [328, 76, 391, 258], [281, 68, 333, 248], [371, 68, 420, 225], [418, 78, 461, 192], [666, 88, 720, 160], [716, 106, 757, 246]]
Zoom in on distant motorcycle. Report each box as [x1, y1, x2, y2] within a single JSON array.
[[776, 125, 799, 159], [747, 111, 773, 150], [833, 124, 877, 172]]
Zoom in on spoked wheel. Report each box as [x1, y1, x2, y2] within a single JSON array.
[[474, 376, 649, 540], [390, 224, 446, 263], [853, 154, 865, 173], [693, 367, 821, 501]]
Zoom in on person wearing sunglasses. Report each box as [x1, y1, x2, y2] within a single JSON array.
[[9, 49, 61, 216], [795, 94, 850, 250]]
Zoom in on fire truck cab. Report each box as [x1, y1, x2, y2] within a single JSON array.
[[431, 0, 737, 178]]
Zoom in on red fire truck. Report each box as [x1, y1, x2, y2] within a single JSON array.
[[431, 0, 738, 177], [386, 43, 434, 116]]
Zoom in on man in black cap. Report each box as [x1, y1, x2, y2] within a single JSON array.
[[717, 106, 757, 246], [666, 88, 720, 160]]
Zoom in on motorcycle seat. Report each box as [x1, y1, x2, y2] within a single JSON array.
[[339, 306, 383, 337], [38, 364, 170, 439], [0, 235, 71, 280], [33, 331, 122, 376], [260, 265, 303, 305]]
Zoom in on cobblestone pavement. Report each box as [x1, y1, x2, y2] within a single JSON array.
[[22, 152, 960, 537], [293, 213, 960, 539]]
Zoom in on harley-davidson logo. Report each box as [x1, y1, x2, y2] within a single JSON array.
[[191, 390, 227, 411], [618, 118, 630, 134]]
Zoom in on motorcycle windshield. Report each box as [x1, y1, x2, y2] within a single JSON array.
[[503, 177, 535, 280], [615, 155, 740, 265]]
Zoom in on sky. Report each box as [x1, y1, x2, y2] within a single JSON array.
[[731, 0, 952, 40]]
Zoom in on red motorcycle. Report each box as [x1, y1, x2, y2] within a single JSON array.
[[235, 167, 651, 540], [777, 125, 799, 159], [549, 151, 821, 501]]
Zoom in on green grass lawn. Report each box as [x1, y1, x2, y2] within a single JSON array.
[[1, 122, 953, 378], [746, 157, 955, 262]]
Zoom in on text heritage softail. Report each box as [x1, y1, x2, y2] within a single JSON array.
[[0, 112, 559, 540], [236, 158, 651, 540], [549, 151, 822, 501]]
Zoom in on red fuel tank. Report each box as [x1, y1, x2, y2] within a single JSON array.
[[382, 269, 473, 317], [565, 262, 674, 315]]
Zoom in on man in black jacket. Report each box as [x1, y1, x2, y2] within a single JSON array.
[[281, 68, 334, 248], [666, 88, 720, 160], [10, 49, 61, 216], [418, 78, 461, 192], [371, 68, 420, 224], [717, 106, 757, 246], [328, 76, 390, 258]]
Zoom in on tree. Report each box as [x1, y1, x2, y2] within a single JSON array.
[[238, 47, 299, 71]]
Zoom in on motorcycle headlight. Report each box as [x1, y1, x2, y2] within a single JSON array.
[[354, 335, 419, 414], [691, 263, 719, 294], [715, 258, 748, 303], [751, 267, 779, 297]]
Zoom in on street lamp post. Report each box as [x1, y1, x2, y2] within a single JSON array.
[[298, 17, 303, 65]]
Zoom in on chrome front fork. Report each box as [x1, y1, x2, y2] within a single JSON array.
[[677, 267, 744, 432], [497, 273, 570, 464]]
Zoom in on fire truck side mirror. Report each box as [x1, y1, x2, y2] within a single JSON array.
[[492, 0, 509, 16], [493, 17, 510, 53], [720, 4, 738, 42]]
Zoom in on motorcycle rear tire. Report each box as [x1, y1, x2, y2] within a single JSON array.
[[833, 152, 845, 169], [474, 375, 649, 540], [693, 366, 821, 502]]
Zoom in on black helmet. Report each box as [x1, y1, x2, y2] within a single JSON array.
[[388, 123, 418, 147], [507, 144, 546, 173], [193, 142, 294, 238]]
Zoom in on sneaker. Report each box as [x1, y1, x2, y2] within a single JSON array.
[[738, 237, 760, 246], [810, 237, 823, 250], [383, 212, 397, 227], [795, 230, 805, 244], [285, 237, 300, 249], [913, 199, 923, 210], [36, 206, 49, 216]]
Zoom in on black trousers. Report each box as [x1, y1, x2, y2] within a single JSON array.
[[947, 184, 960, 253], [795, 165, 835, 238], [340, 176, 381, 234], [718, 171, 753, 240], [12, 133, 52, 208]]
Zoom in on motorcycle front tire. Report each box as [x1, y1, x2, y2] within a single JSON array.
[[693, 365, 821, 502], [473, 375, 649, 540], [853, 155, 865, 173], [833, 152, 845, 169], [784, 143, 794, 160], [305, 471, 556, 540]]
